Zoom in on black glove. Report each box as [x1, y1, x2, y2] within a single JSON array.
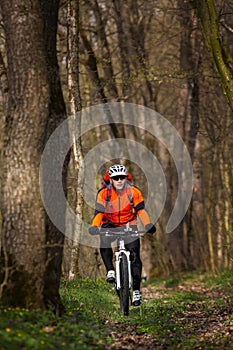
[[145, 223, 156, 234], [88, 226, 100, 235]]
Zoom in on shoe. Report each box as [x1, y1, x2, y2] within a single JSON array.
[[132, 290, 142, 306], [106, 270, 115, 283]]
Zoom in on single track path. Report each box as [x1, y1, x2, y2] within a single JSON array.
[[106, 281, 233, 349]]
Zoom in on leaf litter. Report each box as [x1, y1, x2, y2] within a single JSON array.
[[105, 277, 233, 349]]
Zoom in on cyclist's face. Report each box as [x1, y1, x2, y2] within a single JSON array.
[[111, 176, 126, 190]]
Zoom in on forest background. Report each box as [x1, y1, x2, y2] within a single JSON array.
[[0, 0, 233, 311]]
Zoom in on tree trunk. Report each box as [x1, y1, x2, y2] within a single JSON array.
[[0, 0, 50, 308], [65, 0, 84, 279], [167, 0, 201, 271], [0, 0, 67, 312], [190, 0, 233, 111], [112, 0, 131, 99], [39, 0, 67, 314], [88, 0, 119, 100], [206, 147, 217, 272]]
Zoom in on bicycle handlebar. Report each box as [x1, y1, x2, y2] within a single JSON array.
[[100, 229, 146, 237]]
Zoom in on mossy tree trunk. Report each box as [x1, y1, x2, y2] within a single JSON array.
[[190, 0, 233, 111]]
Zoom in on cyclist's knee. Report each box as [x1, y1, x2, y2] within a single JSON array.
[[130, 251, 141, 266]]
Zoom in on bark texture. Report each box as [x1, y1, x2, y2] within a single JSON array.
[[0, 0, 67, 312], [0, 0, 49, 307], [190, 0, 233, 110]]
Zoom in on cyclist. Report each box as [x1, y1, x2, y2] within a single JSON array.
[[88, 164, 156, 306]]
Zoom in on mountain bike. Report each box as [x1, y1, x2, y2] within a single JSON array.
[[100, 228, 145, 316]]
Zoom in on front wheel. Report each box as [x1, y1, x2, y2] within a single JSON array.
[[118, 253, 130, 316]]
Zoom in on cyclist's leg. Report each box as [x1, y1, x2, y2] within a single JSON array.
[[100, 234, 115, 271], [125, 238, 142, 291]]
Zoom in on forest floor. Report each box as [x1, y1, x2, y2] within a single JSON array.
[[0, 271, 233, 349], [106, 275, 233, 349]]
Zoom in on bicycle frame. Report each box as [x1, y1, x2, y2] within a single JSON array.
[[115, 238, 132, 291], [100, 228, 145, 315]]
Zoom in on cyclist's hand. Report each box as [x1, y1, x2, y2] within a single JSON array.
[[88, 226, 100, 235], [145, 223, 156, 234]]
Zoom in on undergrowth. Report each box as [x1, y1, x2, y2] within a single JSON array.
[[0, 271, 232, 349]]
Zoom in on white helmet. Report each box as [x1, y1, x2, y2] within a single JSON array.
[[109, 164, 127, 178]]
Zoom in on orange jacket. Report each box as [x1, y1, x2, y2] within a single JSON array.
[[91, 184, 151, 227]]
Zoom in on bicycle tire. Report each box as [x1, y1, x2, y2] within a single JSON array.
[[119, 253, 130, 316]]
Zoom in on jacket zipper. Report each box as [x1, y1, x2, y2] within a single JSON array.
[[118, 193, 121, 225]]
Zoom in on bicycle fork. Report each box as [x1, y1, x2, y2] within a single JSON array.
[[115, 250, 132, 290]]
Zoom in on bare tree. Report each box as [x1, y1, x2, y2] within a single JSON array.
[[65, 0, 84, 279]]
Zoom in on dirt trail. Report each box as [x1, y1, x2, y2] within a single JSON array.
[[106, 282, 233, 350], [105, 285, 166, 350]]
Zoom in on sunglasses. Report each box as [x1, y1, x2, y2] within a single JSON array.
[[111, 175, 126, 181]]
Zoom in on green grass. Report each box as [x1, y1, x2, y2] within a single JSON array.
[[0, 271, 233, 349], [0, 278, 117, 350]]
